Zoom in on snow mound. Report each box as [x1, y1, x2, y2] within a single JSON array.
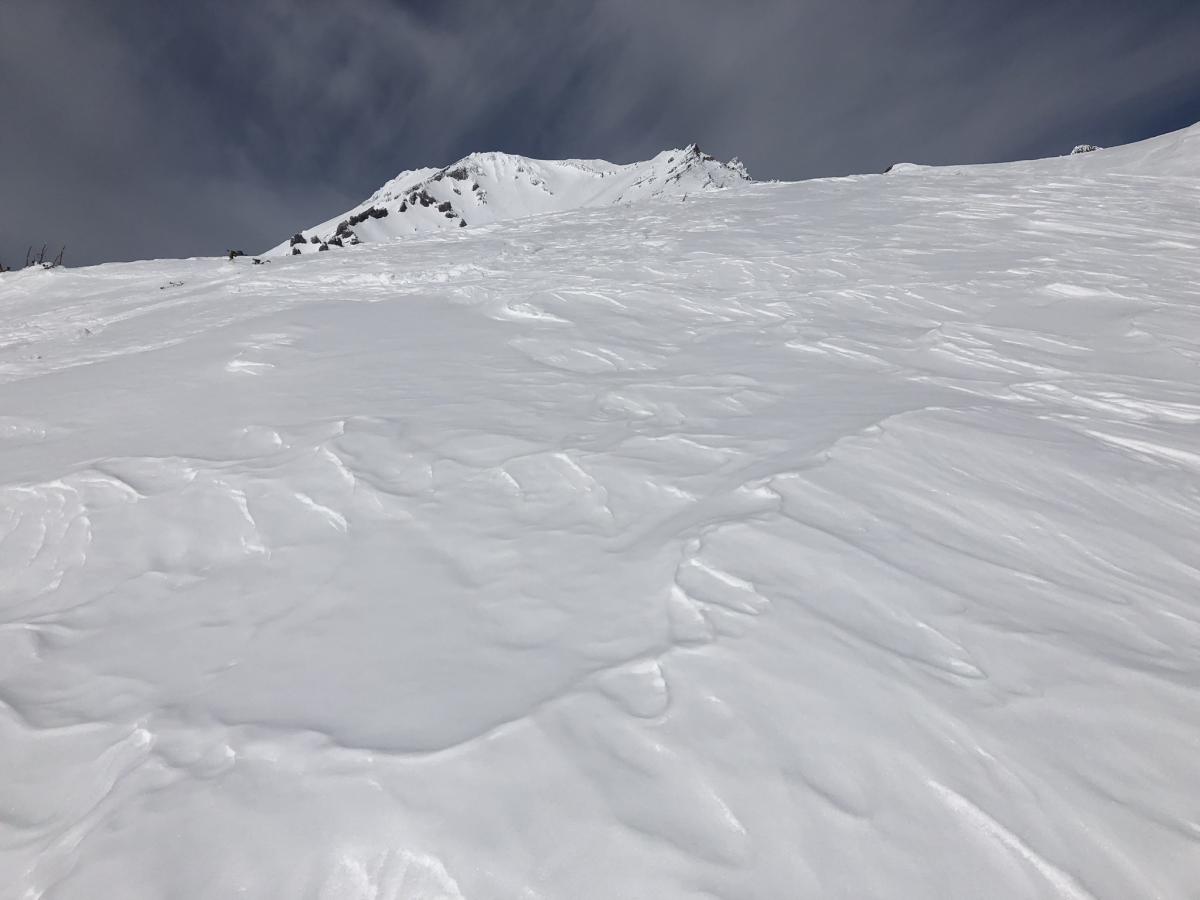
[[882, 162, 925, 174], [271, 145, 751, 254]]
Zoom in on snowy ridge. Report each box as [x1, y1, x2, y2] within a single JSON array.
[[885, 119, 1200, 178], [2, 121, 1200, 898], [271, 145, 751, 254]]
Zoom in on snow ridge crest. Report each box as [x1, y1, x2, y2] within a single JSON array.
[[274, 145, 751, 254]]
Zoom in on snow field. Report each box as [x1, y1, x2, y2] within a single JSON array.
[[1, 126, 1199, 898]]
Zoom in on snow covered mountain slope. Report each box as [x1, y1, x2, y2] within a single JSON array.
[[269, 145, 751, 254], [3, 122, 1200, 899], [887, 117, 1200, 178]]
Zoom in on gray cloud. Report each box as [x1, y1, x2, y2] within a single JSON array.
[[3, 0, 1198, 266]]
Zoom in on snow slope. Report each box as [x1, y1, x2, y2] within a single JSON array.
[[269, 145, 751, 254], [2, 122, 1200, 899], [887, 119, 1200, 178]]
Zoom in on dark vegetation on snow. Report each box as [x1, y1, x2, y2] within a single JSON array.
[[1, 244, 66, 272]]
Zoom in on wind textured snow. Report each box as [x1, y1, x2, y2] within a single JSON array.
[[2, 124, 1199, 899]]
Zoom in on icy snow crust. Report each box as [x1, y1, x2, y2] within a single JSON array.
[[272, 146, 751, 254], [2, 124, 1200, 898]]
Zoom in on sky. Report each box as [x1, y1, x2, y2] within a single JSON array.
[[3, 0, 1200, 267]]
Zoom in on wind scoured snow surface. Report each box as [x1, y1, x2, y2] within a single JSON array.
[[271, 145, 751, 254], [2, 123, 1200, 899]]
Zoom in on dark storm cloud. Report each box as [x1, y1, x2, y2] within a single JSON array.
[[3, 0, 1198, 266]]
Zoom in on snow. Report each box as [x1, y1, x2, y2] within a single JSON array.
[[2, 121, 1200, 899], [271, 145, 751, 254]]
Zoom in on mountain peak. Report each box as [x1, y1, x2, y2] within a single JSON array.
[[272, 147, 751, 255]]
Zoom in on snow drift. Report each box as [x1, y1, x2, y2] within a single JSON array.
[[2, 120, 1199, 899]]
